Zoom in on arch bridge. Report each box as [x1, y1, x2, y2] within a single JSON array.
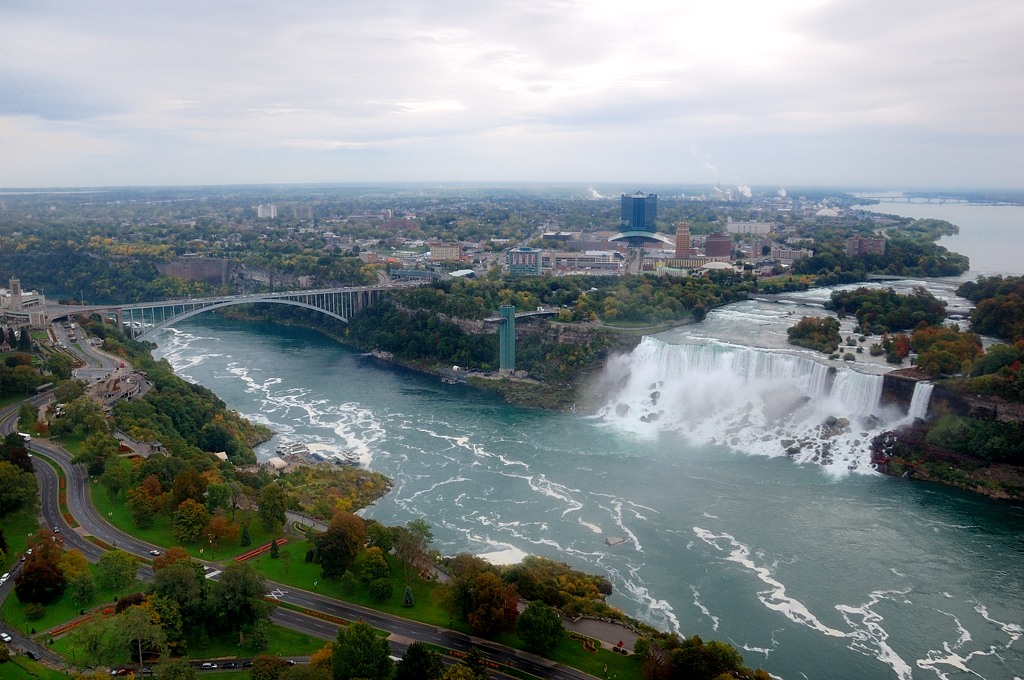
[[114, 286, 390, 338]]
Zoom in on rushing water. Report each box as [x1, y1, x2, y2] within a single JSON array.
[[152, 290, 1024, 679]]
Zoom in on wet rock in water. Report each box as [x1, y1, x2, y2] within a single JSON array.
[[616, 403, 630, 417], [650, 390, 660, 404]]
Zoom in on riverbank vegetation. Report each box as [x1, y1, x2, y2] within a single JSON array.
[[870, 276, 1024, 499]]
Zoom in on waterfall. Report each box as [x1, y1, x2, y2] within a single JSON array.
[[599, 336, 902, 474], [907, 382, 934, 421]]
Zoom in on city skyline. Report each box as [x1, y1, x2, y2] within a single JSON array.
[[2, 0, 1022, 190]]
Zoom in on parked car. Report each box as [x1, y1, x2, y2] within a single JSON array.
[[26, 650, 41, 660], [221, 662, 238, 669], [200, 662, 218, 670], [0, 632, 12, 643]]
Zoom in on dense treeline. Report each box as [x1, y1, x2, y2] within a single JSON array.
[[786, 316, 841, 353], [392, 272, 754, 325], [957, 275, 1024, 342], [827, 287, 946, 334], [85, 322, 269, 464], [790, 218, 969, 281]]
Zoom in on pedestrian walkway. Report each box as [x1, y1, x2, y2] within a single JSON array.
[[563, 617, 639, 653]]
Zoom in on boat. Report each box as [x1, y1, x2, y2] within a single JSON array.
[[334, 449, 361, 466], [276, 440, 310, 456]]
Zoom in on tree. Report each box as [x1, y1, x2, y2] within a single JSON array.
[[69, 614, 127, 670], [96, 549, 139, 597], [394, 641, 444, 680], [516, 601, 564, 654], [250, 655, 289, 680], [205, 482, 230, 513], [249, 655, 290, 680], [257, 483, 288, 532], [103, 456, 135, 500], [312, 511, 366, 579], [331, 620, 393, 680], [170, 468, 208, 510], [467, 571, 517, 636], [270, 537, 280, 559], [360, 547, 390, 583], [58, 549, 91, 578], [18, 402, 36, 433], [119, 604, 168, 671], [205, 514, 240, 547], [365, 521, 395, 554], [395, 518, 433, 584], [127, 486, 157, 528], [463, 646, 491, 680], [403, 585, 415, 608], [240, 522, 252, 547], [172, 498, 211, 544], [156, 659, 197, 680], [152, 560, 208, 631], [208, 562, 274, 637], [75, 431, 119, 475], [152, 547, 190, 571], [368, 578, 393, 603], [0, 460, 37, 515], [68, 570, 97, 608], [14, 553, 66, 604]]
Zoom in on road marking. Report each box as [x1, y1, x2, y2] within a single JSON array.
[[205, 570, 221, 579], [267, 588, 287, 599]]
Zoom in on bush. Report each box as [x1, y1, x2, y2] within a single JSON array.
[[25, 602, 47, 620], [369, 578, 393, 603], [843, 353, 855, 362]]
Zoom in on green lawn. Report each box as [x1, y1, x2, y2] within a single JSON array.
[[50, 623, 325, 667], [0, 656, 68, 680], [1, 569, 147, 639], [246, 541, 467, 632], [1, 507, 40, 571], [88, 479, 284, 561], [246, 542, 642, 679]]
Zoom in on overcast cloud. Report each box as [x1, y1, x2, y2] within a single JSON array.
[[1, 0, 1022, 189]]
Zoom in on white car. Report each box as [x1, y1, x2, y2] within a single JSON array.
[[149, 550, 161, 556], [0, 632, 12, 643], [1, 573, 9, 581]]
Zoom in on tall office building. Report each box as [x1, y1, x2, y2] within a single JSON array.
[[620, 192, 658, 231], [674, 222, 692, 258], [705, 233, 733, 258], [257, 204, 277, 219]]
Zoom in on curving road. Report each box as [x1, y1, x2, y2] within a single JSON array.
[[0, 399, 595, 680]]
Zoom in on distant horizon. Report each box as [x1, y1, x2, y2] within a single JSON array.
[[2, 182, 1022, 196]]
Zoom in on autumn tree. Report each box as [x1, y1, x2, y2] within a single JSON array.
[[394, 518, 433, 584], [172, 498, 211, 544], [467, 571, 518, 636], [311, 511, 366, 579]]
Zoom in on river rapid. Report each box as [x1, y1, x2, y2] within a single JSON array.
[[152, 274, 1023, 680]]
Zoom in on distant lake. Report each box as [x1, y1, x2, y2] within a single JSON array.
[[857, 199, 1024, 276]]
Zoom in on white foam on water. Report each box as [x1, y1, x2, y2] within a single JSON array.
[[478, 547, 530, 565], [691, 586, 721, 631], [834, 589, 914, 680], [693, 527, 847, 638]]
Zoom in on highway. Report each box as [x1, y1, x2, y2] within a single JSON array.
[[0, 399, 595, 679]]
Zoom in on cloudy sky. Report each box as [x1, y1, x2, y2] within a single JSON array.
[[2, 0, 1022, 190]]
